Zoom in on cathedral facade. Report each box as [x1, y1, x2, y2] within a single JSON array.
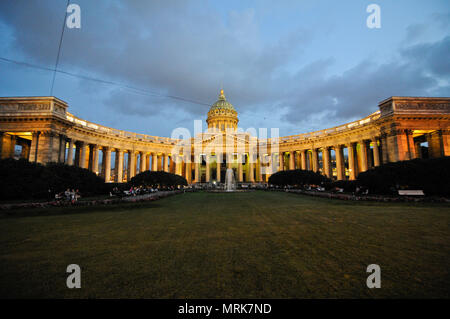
[[0, 91, 449, 184]]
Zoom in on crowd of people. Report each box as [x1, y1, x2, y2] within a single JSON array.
[[110, 186, 160, 197], [54, 189, 81, 203], [51, 185, 177, 204]]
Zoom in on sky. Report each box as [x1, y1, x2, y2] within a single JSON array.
[[0, 0, 449, 138]]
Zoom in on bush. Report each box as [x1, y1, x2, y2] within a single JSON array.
[[268, 169, 330, 187], [0, 158, 106, 200], [45, 162, 107, 197], [323, 180, 358, 193], [130, 171, 187, 188], [357, 157, 450, 196]]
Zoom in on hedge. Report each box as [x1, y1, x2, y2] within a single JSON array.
[[268, 169, 330, 186], [356, 157, 450, 196], [130, 171, 187, 188], [0, 158, 106, 200]]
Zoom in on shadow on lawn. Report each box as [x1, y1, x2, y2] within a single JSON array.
[[0, 201, 164, 219]]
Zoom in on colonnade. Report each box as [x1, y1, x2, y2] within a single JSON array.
[[1, 128, 449, 183], [274, 138, 382, 180], [1, 96, 449, 184]]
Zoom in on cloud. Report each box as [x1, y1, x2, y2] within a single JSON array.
[[280, 36, 450, 125], [0, 1, 448, 136]]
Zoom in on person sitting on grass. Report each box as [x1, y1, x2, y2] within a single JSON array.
[[70, 189, 76, 204], [64, 189, 71, 201], [55, 192, 63, 201]]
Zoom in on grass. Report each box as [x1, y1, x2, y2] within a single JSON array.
[[0, 191, 449, 298]]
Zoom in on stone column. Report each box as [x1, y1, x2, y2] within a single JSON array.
[[79, 142, 88, 169], [256, 156, 262, 182], [347, 143, 356, 180], [94, 146, 100, 174], [175, 155, 182, 175], [157, 154, 162, 171], [90, 145, 99, 173], [414, 141, 422, 159], [104, 147, 112, 182], [88, 145, 94, 172], [0, 133, 16, 159], [300, 150, 307, 170], [238, 153, 243, 182], [216, 153, 221, 182], [194, 155, 200, 183], [36, 132, 59, 164], [140, 152, 146, 172], [0, 132, 6, 159], [67, 139, 74, 165], [50, 133, 60, 163], [323, 147, 332, 178], [312, 149, 319, 172], [163, 154, 169, 172], [289, 151, 295, 170], [20, 141, 30, 160], [359, 140, 368, 173], [249, 153, 255, 182], [152, 153, 158, 171], [386, 129, 416, 162], [185, 155, 191, 183], [279, 152, 284, 171], [169, 155, 175, 173], [295, 151, 300, 169], [372, 138, 380, 167], [427, 130, 443, 158], [116, 150, 124, 182], [128, 151, 136, 181], [442, 130, 450, 157], [146, 154, 150, 172], [335, 145, 345, 180], [266, 153, 274, 181], [9, 134, 16, 159], [74, 143, 80, 167], [58, 135, 66, 163], [406, 130, 417, 159], [28, 132, 40, 162], [205, 155, 210, 182], [380, 133, 389, 164]]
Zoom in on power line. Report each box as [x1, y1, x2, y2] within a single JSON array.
[[0, 56, 210, 107], [50, 0, 70, 96]]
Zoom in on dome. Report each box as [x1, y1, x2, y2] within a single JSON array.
[[206, 89, 238, 132], [210, 89, 236, 112]]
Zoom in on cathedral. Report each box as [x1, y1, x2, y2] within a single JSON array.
[[0, 91, 449, 184]]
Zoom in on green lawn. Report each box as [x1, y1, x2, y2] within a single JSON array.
[[0, 191, 449, 298]]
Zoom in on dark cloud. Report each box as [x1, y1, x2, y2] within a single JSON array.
[[281, 35, 450, 124], [402, 36, 450, 78], [0, 0, 310, 117], [0, 1, 449, 135], [404, 24, 428, 43]]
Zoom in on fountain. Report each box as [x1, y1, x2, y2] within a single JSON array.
[[224, 168, 236, 192]]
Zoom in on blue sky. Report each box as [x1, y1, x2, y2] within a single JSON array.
[[0, 0, 449, 137]]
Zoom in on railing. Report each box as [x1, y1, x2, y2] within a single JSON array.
[[272, 111, 381, 144], [65, 110, 380, 146], [65, 112, 181, 145]]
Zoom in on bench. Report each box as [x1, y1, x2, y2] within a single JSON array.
[[398, 190, 424, 196]]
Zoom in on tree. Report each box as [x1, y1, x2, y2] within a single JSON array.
[[0, 158, 105, 200], [268, 169, 330, 187], [357, 157, 450, 196], [130, 171, 187, 188]]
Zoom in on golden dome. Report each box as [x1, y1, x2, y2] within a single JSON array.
[[210, 89, 236, 112], [206, 89, 238, 131]]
